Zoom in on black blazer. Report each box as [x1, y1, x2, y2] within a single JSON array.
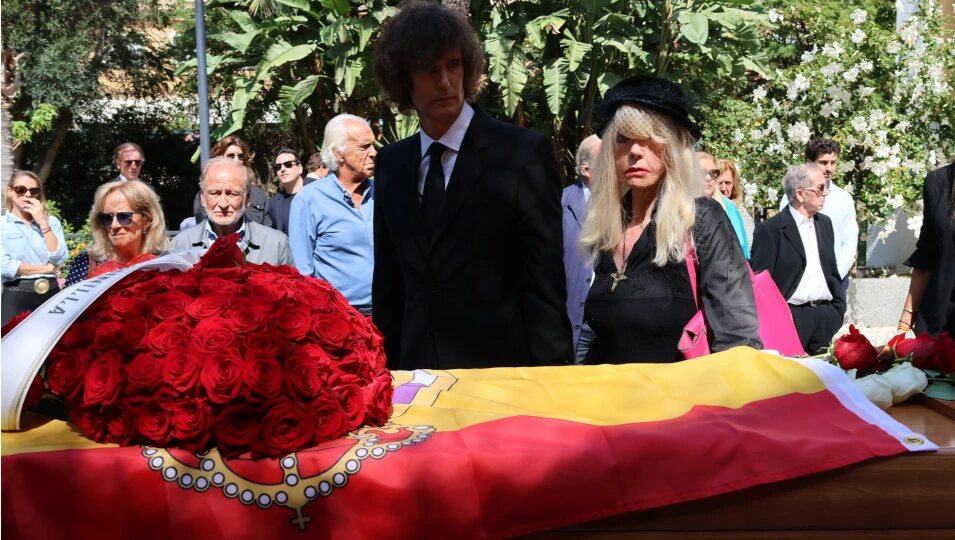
[[372, 107, 574, 370], [751, 207, 846, 316], [905, 163, 955, 334]]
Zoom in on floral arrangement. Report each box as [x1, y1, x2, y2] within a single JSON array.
[[828, 324, 955, 408], [4, 235, 393, 458]]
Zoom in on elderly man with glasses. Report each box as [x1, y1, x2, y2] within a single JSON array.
[[289, 113, 377, 314], [752, 163, 846, 354], [266, 148, 316, 235], [171, 157, 293, 265], [113, 142, 146, 182]]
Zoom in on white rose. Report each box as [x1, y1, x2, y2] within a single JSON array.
[[855, 374, 893, 410], [843, 67, 859, 83], [838, 160, 855, 174], [882, 364, 928, 404], [851, 29, 866, 44], [850, 9, 867, 24], [851, 115, 867, 131]]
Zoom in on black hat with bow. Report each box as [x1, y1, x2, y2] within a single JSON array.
[[592, 76, 702, 140]]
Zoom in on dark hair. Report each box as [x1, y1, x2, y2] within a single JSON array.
[[805, 138, 841, 161], [373, 1, 486, 115], [211, 135, 253, 161], [113, 142, 144, 162], [307, 152, 325, 171], [274, 147, 301, 162]]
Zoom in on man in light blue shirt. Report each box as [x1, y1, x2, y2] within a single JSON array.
[[289, 114, 377, 313]]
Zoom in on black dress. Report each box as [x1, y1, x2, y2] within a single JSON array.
[[584, 197, 762, 364]]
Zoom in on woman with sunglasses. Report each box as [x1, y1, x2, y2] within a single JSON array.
[[2, 170, 68, 325], [191, 136, 271, 227], [716, 159, 755, 250], [65, 180, 169, 286], [697, 151, 750, 259]]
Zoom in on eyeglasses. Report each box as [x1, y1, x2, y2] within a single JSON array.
[[798, 184, 830, 196], [225, 152, 246, 162], [273, 160, 299, 172], [705, 169, 721, 179], [97, 212, 144, 227], [11, 185, 41, 197], [123, 160, 144, 167]]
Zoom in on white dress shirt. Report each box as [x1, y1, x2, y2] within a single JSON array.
[[787, 206, 834, 305], [779, 183, 858, 279], [417, 102, 475, 197]]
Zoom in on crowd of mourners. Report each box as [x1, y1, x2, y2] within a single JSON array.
[[3, 2, 953, 368]]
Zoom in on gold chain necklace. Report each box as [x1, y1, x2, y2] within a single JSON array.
[[609, 217, 646, 293]]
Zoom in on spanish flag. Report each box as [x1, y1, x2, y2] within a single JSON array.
[[1, 349, 933, 539]]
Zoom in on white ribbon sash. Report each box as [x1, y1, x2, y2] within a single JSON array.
[[1, 252, 200, 431]]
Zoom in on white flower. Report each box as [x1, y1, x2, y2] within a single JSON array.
[[749, 128, 763, 141], [768, 8, 783, 23], [825, 85, 851, 104], [843, 67, 859, 83], [861, 156, 874, 170], [876, 144, 891, 159], [733, 130, 744, 143], [787, 121, 812, 144], [767, 118, 782, 133], [889, 194, 904, 209], [854, 374, 893, 410], [752, 86, 767, 102], [851, 29, 866, 44], [821, 62, 844, 78], [900, 23, 919, 45], [858, 60, 874, 72], [851, 115, 867, 131], [907, 213, 923, 234], [766, 187, 779, 202], [820, 102, 838, 118], [800, 47, 817, 64], [850, 9, 867, 24], [887, 41, 902, 54], [822, 43, 845, 58], [786, 74, 810, 100], [858, 86, 875, 98], [877, 215, 896, 240], [882, 363, 928, 404], [843, 182, 854, 195], [869, 108, 886, 126], [872, 161, 890, 177], [838, 160, 855, 174]]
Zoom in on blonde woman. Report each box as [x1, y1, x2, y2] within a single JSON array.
[[2, 170, 68, 325], [717, 159, 755, 249], [65, 180, 169, 285], [580, 76, 761, 363]]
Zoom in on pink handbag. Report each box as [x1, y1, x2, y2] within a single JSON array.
[[679, 239, 806, 359]]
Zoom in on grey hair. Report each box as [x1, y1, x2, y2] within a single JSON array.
[[782, 162, 824, 202], [574, 134, 600, 178], [199, 156, 252, 191], [320, 114, 371, 173]]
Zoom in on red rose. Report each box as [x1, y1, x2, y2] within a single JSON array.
[[833, 325, 879, 372], [259, 399, 315, 457], [284, 353, 327, 401], [82, 352, 125, 407], [150, 290, 192, 320], [73, 405, 108, 443], [165, 272, 199, 293], [1, 310, 32, 336], [184, 296, 227, 320], [162, 347, 202, 395], [310, 314, 354, 351], [126, 352, 164, 393], [144, 320, 191, 355], [200, 351, 244, 405], [308, 392, 348, 442], [896, 333, 938, 368], [242, 356, 284, 403], [202, 266, 252, 281], [124, 271, 171, 295], [214, 404, 260, 458], [119, 315, 150, 348], [269, 304, 312, 341], [198, 276, 243, 297], [170, 398, 213, 453], [93, 321, 125, 350], [300, 283, 337, 313], [933, 332, 955, 374], [247, 273, 291, 303], [24, 374, 44, 410], [108, 295, 147, 320], [46, 349, 90, 403], [135, 401, 172, 446], [243, 333, 287, 359], [333, 384, 366, 431], [103, 405, 134, 445], [191, 318, 238, 353], [196, 233, 245, 269], [224, 301, 273, 334], [57, 319, 96, 349], [361, 374, 394, 425]]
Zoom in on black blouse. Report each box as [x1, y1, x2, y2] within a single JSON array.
[[584, 197, 762, 364]]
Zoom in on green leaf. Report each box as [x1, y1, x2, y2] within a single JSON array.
[[717, 53, 733, 76], [561, 34, 593, 73], [678, 11, 709, 45], [280, 75, 321, 106], [276, 0, 310, 10], [741, 57, 769, 78], [924, 381, 955, 401], [343, 58, 363, 97], [259, 42, 318, 79], [228, 10, 257, 33], [174, 58, 197, 76], [210, 31, 262, 54], [597, 72, 622, 96], [503, 52, 528, 117], [543, 57, 568, 116], [484, 34, 514, 85], [318, 0, 350, 16]]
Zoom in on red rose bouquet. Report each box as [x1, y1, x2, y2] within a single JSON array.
[[17, 235, 393, 458]]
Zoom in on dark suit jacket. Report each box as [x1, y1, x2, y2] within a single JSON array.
[[561, 181, 592, 349], [750, 207, 846, 316], [905, 163, 955, 334], [372, 107, 574, 370]]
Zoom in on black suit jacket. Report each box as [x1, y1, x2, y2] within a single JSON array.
[[905, 163, 955, 334], [372, 106, 574, 370], [750, 207, 846, 316]]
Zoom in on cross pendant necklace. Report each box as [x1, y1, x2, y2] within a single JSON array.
[[610, 227, 632, 293]]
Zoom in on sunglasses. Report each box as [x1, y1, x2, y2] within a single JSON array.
[[225, 152, 247, 162], [11, 185, 41, 197], [273, 160, 299, 172], [798, 184, 830, 196], [97, 212, 144, 227], [705, 169, 721, 179], [123, 159, 144, 167]]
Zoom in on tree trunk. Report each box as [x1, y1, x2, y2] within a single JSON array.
[[34, 108, 73, 183]]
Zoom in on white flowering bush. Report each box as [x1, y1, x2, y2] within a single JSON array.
[[729, 1, 955, 230]]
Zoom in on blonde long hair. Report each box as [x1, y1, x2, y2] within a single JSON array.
[[5, 170, 49, 218], [88, 180, 169, 260], [580, 105, 698, 267]]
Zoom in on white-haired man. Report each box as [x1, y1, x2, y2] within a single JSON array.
[[171, 157, 293, 265], [289, 113, 377, 313]]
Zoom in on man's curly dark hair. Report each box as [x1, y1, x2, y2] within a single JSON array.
[[372, 1, 486, 115], [804, 138, 842, 162]]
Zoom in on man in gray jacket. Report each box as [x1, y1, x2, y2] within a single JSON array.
[[171, 157, 293, 266]]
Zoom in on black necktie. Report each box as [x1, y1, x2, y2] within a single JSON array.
[[422, 142, 446, 236]]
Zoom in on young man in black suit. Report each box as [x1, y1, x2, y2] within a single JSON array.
[[371, 1, 573, 370], [751, 163, 847, 354]]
